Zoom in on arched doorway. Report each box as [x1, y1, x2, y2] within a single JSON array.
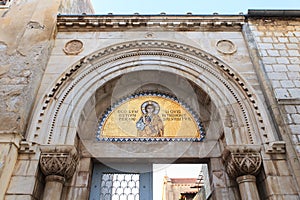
[[29, 40, 271, 199]]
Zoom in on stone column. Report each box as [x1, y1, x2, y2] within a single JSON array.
[[236, 175, 260, 199], [222, 145, 262, 200], [0, 132, 22, 199], [39, 145, 78, 200]]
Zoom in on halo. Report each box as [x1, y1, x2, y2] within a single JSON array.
[[141, 100, 160, 114]]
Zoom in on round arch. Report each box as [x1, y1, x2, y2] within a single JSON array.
[[27, 40, 275, 152]]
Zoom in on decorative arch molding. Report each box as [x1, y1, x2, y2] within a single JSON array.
[[27, 40, 275, 149]]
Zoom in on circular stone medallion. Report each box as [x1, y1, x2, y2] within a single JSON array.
[[216, 40, 237, 55], [63, 40, 84, 55]]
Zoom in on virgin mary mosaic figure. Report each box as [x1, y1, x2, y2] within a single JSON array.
[[136, 101, 164, 137]]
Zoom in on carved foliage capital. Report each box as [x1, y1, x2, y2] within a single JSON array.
[[222, 145, 262, 179], [39, 145, 78, 180]]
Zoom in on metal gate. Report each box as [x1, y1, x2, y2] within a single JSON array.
[[90, 163, 153, 200]]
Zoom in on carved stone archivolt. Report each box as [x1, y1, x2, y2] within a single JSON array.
[[39, 145, 78, 180], [36, 40, 265, 145], [222, 145, 262, 179]]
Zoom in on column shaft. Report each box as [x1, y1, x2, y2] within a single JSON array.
[[236, 175, 260, 200], [43, 175, 65, 200], [39, 145, 78, 200]]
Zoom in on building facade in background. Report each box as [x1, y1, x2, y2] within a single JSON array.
[[0, 1, 300, 199], [162, 176, 199, 200]]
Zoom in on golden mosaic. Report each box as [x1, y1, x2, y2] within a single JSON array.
[[97, 93, 205, 142]]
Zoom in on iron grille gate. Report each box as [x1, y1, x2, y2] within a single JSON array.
[[90, 163, 153, 200], [100, 173, 140, 200]]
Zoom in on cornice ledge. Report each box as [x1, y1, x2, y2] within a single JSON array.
[[19, 140, 38, 154], [265, 141, 286, 154], [277, 98, 300, 105], [0, 132, 23, 148], [57, 15, 245, 31]]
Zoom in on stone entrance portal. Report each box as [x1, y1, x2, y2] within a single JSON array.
[[6, 13, 298, 199], [31, 38, 267, 199]]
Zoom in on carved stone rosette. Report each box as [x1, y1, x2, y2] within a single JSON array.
[[222, 145, 262, 179], [39, 145, 78, 180]]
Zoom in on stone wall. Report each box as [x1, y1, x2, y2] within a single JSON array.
[[248, 17, 300, 198], [0, 0, 59, 134], [0, 0, 94, 135], [0, 1, 61, 198], [5, 144, 43, 200], [0, 0, 94, 199], [248, 18, 300, 159]]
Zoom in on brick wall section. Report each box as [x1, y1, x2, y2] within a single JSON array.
[[249, 19, 300, 158]]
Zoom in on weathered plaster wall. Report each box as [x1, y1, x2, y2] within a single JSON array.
[[0, 1, 61, 198], [0, 0, 94, 199], [0, 0, 61, 134], [0, 0, 94, 134]]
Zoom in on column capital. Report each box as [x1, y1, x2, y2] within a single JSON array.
[[39, 145, 78, 180], [222, 145, 262, 179]]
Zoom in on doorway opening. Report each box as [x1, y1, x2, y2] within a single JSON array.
[[90, 163, 211, 200], [153, 164, 211, 200]]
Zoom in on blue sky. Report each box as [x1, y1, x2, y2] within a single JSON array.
[[91, 0, 300, 14]]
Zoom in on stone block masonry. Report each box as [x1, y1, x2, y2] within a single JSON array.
[[250, 21, 300, 88], [249, 17, 300, 179], [250, 21, 300, 100], [248, 16, 300, 198]]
